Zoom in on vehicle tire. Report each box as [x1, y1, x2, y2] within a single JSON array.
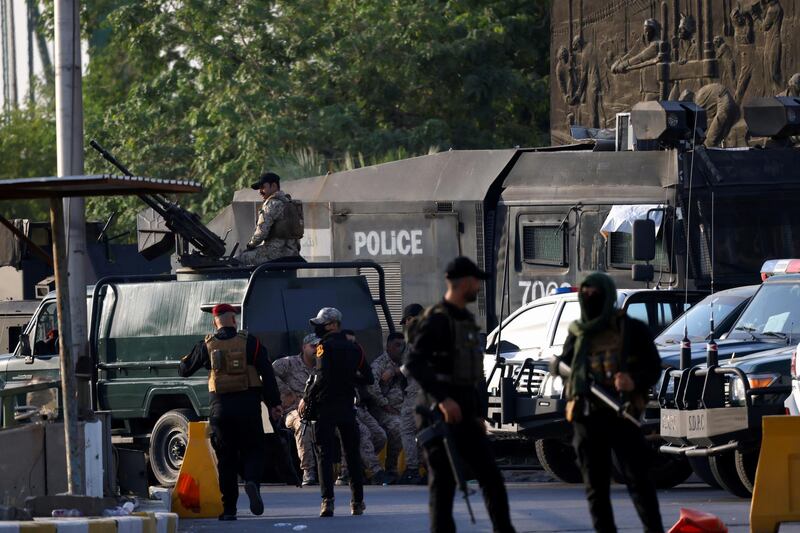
[[709, 451, 751, 498], [687, 456, 721, 489], [149, 409, 197, 487], [648, 454, 694, 489], [535, 438, 582, 484], [734, 448, 759, 494]]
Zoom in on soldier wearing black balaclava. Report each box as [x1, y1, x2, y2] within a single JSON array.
[[550, 272, 663, 533]]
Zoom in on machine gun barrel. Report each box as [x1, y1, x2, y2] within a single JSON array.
[[557, 361, 641, 427], [415, 405, 476, 524], [89, 140, 227, 260]]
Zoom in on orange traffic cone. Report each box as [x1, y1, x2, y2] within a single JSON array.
[[668, 508, 728, 533], [171, 422, 224, 518]]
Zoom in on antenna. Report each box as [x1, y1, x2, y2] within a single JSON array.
[[680, 110, 700, 370]]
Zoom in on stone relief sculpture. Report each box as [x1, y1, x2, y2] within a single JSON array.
[[611, 19, 663, 101], [550, 0, 799, 147]]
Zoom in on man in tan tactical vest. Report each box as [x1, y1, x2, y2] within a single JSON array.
[[239, 172, 304, 266], [179, 303, 283, 521]]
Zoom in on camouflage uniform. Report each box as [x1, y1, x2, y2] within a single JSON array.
[[367, 352, 405, 474], [400, 376, 421, 473], [239, 190, 301, 265], [272, 354, 315, 471], [340, 405, 387, 478]]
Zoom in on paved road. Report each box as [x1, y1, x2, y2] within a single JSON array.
[[174, 481, 755, 532]]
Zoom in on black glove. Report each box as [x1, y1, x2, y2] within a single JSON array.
[[246, 242, 257, 251]]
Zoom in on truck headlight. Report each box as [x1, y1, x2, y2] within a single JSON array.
[[541, 374, 564, 398], [729, 373, 779, 406]]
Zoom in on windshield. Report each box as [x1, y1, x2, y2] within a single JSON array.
[[727, 282, 800, 341], [656, 293, 747, 344]]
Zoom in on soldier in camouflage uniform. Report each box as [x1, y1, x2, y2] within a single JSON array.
[[367, 332, 407, 482], [398, 304, 425, 485], [272, 333, 319, 486], [239, 172, 303, 266]]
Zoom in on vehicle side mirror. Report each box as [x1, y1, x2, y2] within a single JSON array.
[[632, 219, 656, 261], [19, 334, 32, 357]]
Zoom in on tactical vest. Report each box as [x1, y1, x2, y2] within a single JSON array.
[[205, 331, 261, 394], [269, 195, 304, 240], [423, 304, 485, 387]]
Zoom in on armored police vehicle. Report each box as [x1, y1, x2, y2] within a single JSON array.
[[658, 263, 800, 497], [210, 98, 800, 335]]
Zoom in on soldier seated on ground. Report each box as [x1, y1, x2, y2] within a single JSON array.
[[272, 333, 319, 486], [366, 332, 408, 484], [397, 303, 425, 485], [239, 171, 304, 266]]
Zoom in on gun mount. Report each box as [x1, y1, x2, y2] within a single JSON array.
[[90, 140, 233, 268]]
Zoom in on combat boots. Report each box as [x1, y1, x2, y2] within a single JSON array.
[[320, 498, 334, 517], [351, 500, 366, 516]]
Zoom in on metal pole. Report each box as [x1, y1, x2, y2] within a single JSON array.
[[55, 0, 87, 495], [48, 197, 83, 495], [55, 0, 89, 413], [6, 0, 16, 108]]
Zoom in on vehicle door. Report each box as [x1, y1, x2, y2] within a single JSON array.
[[4, 299, 62, 383], [542, 299, 582, 361], [485, 301, 558, 390]]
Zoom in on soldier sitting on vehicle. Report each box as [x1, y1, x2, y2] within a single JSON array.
[[367, 332, 407, 484], [272, 333, 320, 486], [239, 172, 304, 266], [398, 303, 425, 485]]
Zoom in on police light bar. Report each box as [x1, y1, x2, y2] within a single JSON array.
[[551, 286, 579, 295], [760, 259, 800, 281]]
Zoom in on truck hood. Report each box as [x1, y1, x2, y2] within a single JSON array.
[[721, 344, 794, 375], [659, 339, 781, 369]]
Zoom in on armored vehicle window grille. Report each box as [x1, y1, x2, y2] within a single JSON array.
[[436, 201, 453, 213], [608, 232, 668, 270], [358, 263, 402, 332], [522, 225, 565, 266]]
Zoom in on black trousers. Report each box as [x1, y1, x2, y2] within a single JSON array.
[[314, 406, 364, 502], [423, 419, 515, 533], [209, 415, 265, 514], [572, 410, 663, 533]]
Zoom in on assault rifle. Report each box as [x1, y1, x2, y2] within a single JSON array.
[[300, 373, 318, 439], [416, 404, 475, 524], [556, 360, 642, 427]]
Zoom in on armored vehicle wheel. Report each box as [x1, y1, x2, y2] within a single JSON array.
[[687, 456, 721, 489], [709, 451, 751, 498], [734, 448, 759, 494], [648, 453, 693, 488], [150, 409, 197, 487], [535, 439, 582, 484]]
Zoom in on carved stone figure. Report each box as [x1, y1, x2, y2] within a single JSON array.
[[731, 6, 755, 103], [571, 35, 604, 128], [780, 73, 800, 96], [556, 45, 573, 104], [714, 36, 737, 92], [675, 14, 698, 64], [757, 0, 784, 92], [612, 19, 663, 101], [680, 83, 738, 147]]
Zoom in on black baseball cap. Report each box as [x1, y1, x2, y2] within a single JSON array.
[[445, 256, 489, 280], [250, 172, 281, 190], [400, 303, 424, 325]]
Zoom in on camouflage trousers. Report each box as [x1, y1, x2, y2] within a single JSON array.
[[285, 409, 316, 471], [341, 406, 386, 476], [400, 401, 421, 471], [371, 408, 403, 474], [238, 241, 299, 266]]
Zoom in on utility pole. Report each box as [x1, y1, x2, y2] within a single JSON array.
[[55, 0, 87, 495]]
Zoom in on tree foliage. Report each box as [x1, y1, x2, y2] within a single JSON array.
[[2, 0, 550, 230]]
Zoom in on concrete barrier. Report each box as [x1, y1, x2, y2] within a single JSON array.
[[0, 512, 177, 533]]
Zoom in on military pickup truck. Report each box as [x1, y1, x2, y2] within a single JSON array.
[[658, 265, 800, 497], [0, 261, 394, 486]]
